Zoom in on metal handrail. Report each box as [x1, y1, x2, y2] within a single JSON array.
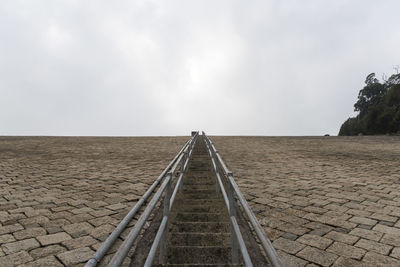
[[203, 132, 285, 267], [143, 133, 198, 266], [107, 132, 199, 266], [202, 134, 252, 266], [85, 132, 198, 267]]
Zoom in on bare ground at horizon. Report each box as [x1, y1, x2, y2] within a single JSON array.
[[0, 135, 399, 266]]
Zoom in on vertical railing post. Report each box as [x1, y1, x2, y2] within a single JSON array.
[[228, 171, 239, 264], [159, 173, 171, 264], [214, 151, 220, 193], [179, 151, 186, 193]]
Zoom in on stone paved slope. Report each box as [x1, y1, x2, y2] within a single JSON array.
[[212, 136, 400, 266], [0, 136, 187, 266], [1, 136, 400, 266]]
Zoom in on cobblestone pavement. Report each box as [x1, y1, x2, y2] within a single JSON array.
[[0, 136, 187, 266], [212, 136, 400, 266], [1, 136, 399, 266]]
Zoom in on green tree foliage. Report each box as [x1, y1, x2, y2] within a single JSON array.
[[339, 72, 400, 136]]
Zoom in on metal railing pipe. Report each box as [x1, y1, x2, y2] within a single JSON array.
[[107, 174, 172, 266], [85, 138, 193, 267], [231, 216, 253, 267], [203, 133, 284, 267], [227, 174, 284, 267], [143, 216, 168, 267], [144, 134, 198, 266]]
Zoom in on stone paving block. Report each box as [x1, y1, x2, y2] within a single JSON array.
[[88, 215, 118, 227], [106, 203, 127, 210], [89, 209, 115, 218], [19, 215, 50, 226], [272, 237, 306, 254], [346, 209, 371, 217], [362, 251, 400, 265], [326, 241, 366, 260], [277, 250, 308, 267], [57, 246, 94, 266], [303, 213, 356, 230], [0, 251, 33, 267], [90, 224, 115, 241], [20, 255, 63, 267], [0, 213, 26, 224], [332, 256, 363, 267], [282, 232, 298, 241], [49, 211, 73, 220], [29, 244, 67, 259], [349, 227, 383, 241], [354, 238, 392, 255], [51, 206, 72, 212], [369, 213, 397, 223], [0, 224, 24, 235], [349, 216, 377, 226], [0, 234, 15, 244], [70, 207, 94, 215], [25, 208, 52, 217], [391, 247, 400, 259], [324, 230, 359, 245], [62, 222, 94, 238], [265, 227, 284, 241], [8, 207, 34, 214], [37, 232, 72, 246], [372, 224, 400, 235], [1, 238, 40, 254], [303, 206, 328, 214], [297, 246, 338, 267], [13, 227, 46, 240], [62, 235, 98, 250], [68, 213, 95, 223], [276, 222, 309, 236], [296, 234, 333, 249]]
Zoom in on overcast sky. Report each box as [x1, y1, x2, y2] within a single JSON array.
[[1, 1, 399, 136]]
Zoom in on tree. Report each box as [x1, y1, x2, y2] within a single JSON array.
[[339, 72, 400, 136], [354, 73, 386, 116]]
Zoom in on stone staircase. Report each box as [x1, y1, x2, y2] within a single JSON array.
[[165, 136, 237, 266]]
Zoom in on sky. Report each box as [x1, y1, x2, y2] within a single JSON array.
[[1, 0, 399, 136]]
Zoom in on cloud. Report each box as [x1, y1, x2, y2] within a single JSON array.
[[1, 0, 399, 136]]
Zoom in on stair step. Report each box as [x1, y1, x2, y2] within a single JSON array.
[[183, 191, 216, 194], [182, 180, 216, 185], [160, 265, 243, 267], [173, 204, 226, 213], [172, 212, 229, 222], [170, 233, 230, 246], [180, 185, 216, 190], [173, 199, 226, 206], [177, 193, 221, 200], [170, 222, 230, 233], [167, 246, 231, 264]]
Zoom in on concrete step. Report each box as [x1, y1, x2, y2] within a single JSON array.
[[170, 222, 230, 233], [172, 199, 226, 206], [182, 180, 215, 185], [182, 189, 217, 194], [180, 185, 216, 191], [159, 265, 243, 267], [172, 212, 229, 222], [184, 172, 214, 177], [173, 204, 226, 213], [177, 193, 221, 200], [170, 233, 230, 246], [167, 246, 231, 264]]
